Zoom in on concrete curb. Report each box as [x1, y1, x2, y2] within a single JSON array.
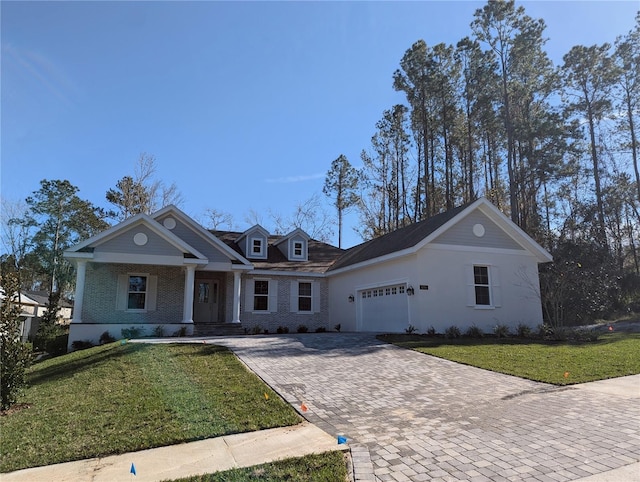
[[2, 422, 348, 482]]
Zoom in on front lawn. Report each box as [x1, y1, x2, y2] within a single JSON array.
[[379, 332, 640, 385], [0, 342, 301, 473], [166, 451, 349, 482]]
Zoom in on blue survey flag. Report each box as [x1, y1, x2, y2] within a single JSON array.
[[337, 435, 347, 444], [130, 462, 136, 475]]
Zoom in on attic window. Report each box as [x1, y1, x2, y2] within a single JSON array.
[[293, 241, 303, 258], [251, 238, 263, 256]]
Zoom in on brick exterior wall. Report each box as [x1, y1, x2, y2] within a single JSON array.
[[240, 275, 330, 334], [81, 264, 332, 334], [82, 263, 184, 325]]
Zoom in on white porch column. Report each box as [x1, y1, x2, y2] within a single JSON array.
[[232, 270, 242, 323], [71, 260, 87, 323], [182, 265, 196, 323]]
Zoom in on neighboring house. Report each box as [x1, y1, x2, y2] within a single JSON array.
[[22, 291, 73, 323], [0, 289, 39, 342], [64, 198, 552, 349]]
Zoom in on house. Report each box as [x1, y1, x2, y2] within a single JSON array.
[[0, 289, 72, 342], [22, 290, 73, 323], [64, 198, 552, 349]]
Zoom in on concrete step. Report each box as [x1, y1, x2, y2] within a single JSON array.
[[193, 323, 245, 336]]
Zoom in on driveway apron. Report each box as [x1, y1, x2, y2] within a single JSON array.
[[211, 333, 640, 482]]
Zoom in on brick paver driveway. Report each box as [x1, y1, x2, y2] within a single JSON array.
[[212, 333, 640, 482]]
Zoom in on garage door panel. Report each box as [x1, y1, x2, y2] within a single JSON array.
[[359, 284, 408, 332]]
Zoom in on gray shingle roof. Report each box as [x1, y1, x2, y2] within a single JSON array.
[[212, 231, 345, 273], [211, 203, 471, 274], [327, 204, 469, 272]]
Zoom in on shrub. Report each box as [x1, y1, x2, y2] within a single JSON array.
[[296, 324, 309, 333], [465, 325, 483, 338], [445, 325, 461, 339], [569, 328, 600, 342], [121, 326, 144, 339], [45, 331, 68, 356], [405, 324, 417, 334], [494, 324, 510, 338], [152, 325, 165, 337], [315, 326, 327, 333], [250, 325, 263, 335], [516, 323, 532, 338], [71, 340, 94, 351], [34, 323, 68, 356], [425, 326, 437, 336], [276, 326, 290, 334], [1, 269, 32, 410], [538, 323, 553, 338], [99, 331, 116, 344], [172, 326, 188, 337]]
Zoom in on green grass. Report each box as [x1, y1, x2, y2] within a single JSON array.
[[166, 451, 348, 482], [379, 332, 640, 385], [0, 342, 301, 473]]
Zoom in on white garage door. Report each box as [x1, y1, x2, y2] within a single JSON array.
[[358, 284, 408, 332]]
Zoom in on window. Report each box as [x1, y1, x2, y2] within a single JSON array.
[[293, 241, 303, 257], [251, 238, 263, 256], [117, 273, 157, 312], [298, 282, 312, 311], [253, 280, 269, 311], [197, 282, 210, 303], [474, 266, 491, 305], [128, 275, 147, 310]]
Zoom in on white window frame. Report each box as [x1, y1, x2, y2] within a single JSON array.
[[250, 237, 264, 257], [466, 264, 501, 310], [297, 281, 312, 312], [292, 241, 304, 259], [117, 273, 157, 312], [474, 265, 491, 306], [253, 279, 270, 311], [245, 278, 278, 313], [289, 280, 320, 314]]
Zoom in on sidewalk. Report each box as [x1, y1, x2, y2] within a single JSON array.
[[2, 422, 347, 482]]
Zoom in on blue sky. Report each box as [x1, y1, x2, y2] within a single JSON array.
[[2, 1, 638, 249]]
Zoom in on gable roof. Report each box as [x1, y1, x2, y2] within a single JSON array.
[[273, 228, 310, 247], [214, 231, 344, 274], [152, 205, 251, 266], [328, 198, 552, 273], [64, 213, 208, 262]]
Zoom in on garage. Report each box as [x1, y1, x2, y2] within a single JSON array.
[[357, 283, 409, 332]]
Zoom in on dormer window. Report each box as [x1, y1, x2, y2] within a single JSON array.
[[251, 237, 263, 256], [293, 241, 303, 258]]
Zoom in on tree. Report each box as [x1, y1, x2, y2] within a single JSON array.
[[323, 155, 359, 248], [562, 43, 618, 248], [472, 1, 561, 230], [199, 208, 235, 230], [0, 198, 33, 290], [107, 153, 183, 220], [24, 179, 110, 302], [269, 194, 334, 244], [614, 14, 640, 205], [0, 264, 32, 410]]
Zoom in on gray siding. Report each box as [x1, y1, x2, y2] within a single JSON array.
[[94, 225, 184, 256], [82, 263, 184, 325], [432, 211, 524, 250], [156, 214, 232, 263]]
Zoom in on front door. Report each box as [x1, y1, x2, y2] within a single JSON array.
[[194, 278, 219, 323]]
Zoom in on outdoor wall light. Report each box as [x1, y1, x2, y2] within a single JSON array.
[[348, 294, 355, 302], [406, 286, 415, 296]]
